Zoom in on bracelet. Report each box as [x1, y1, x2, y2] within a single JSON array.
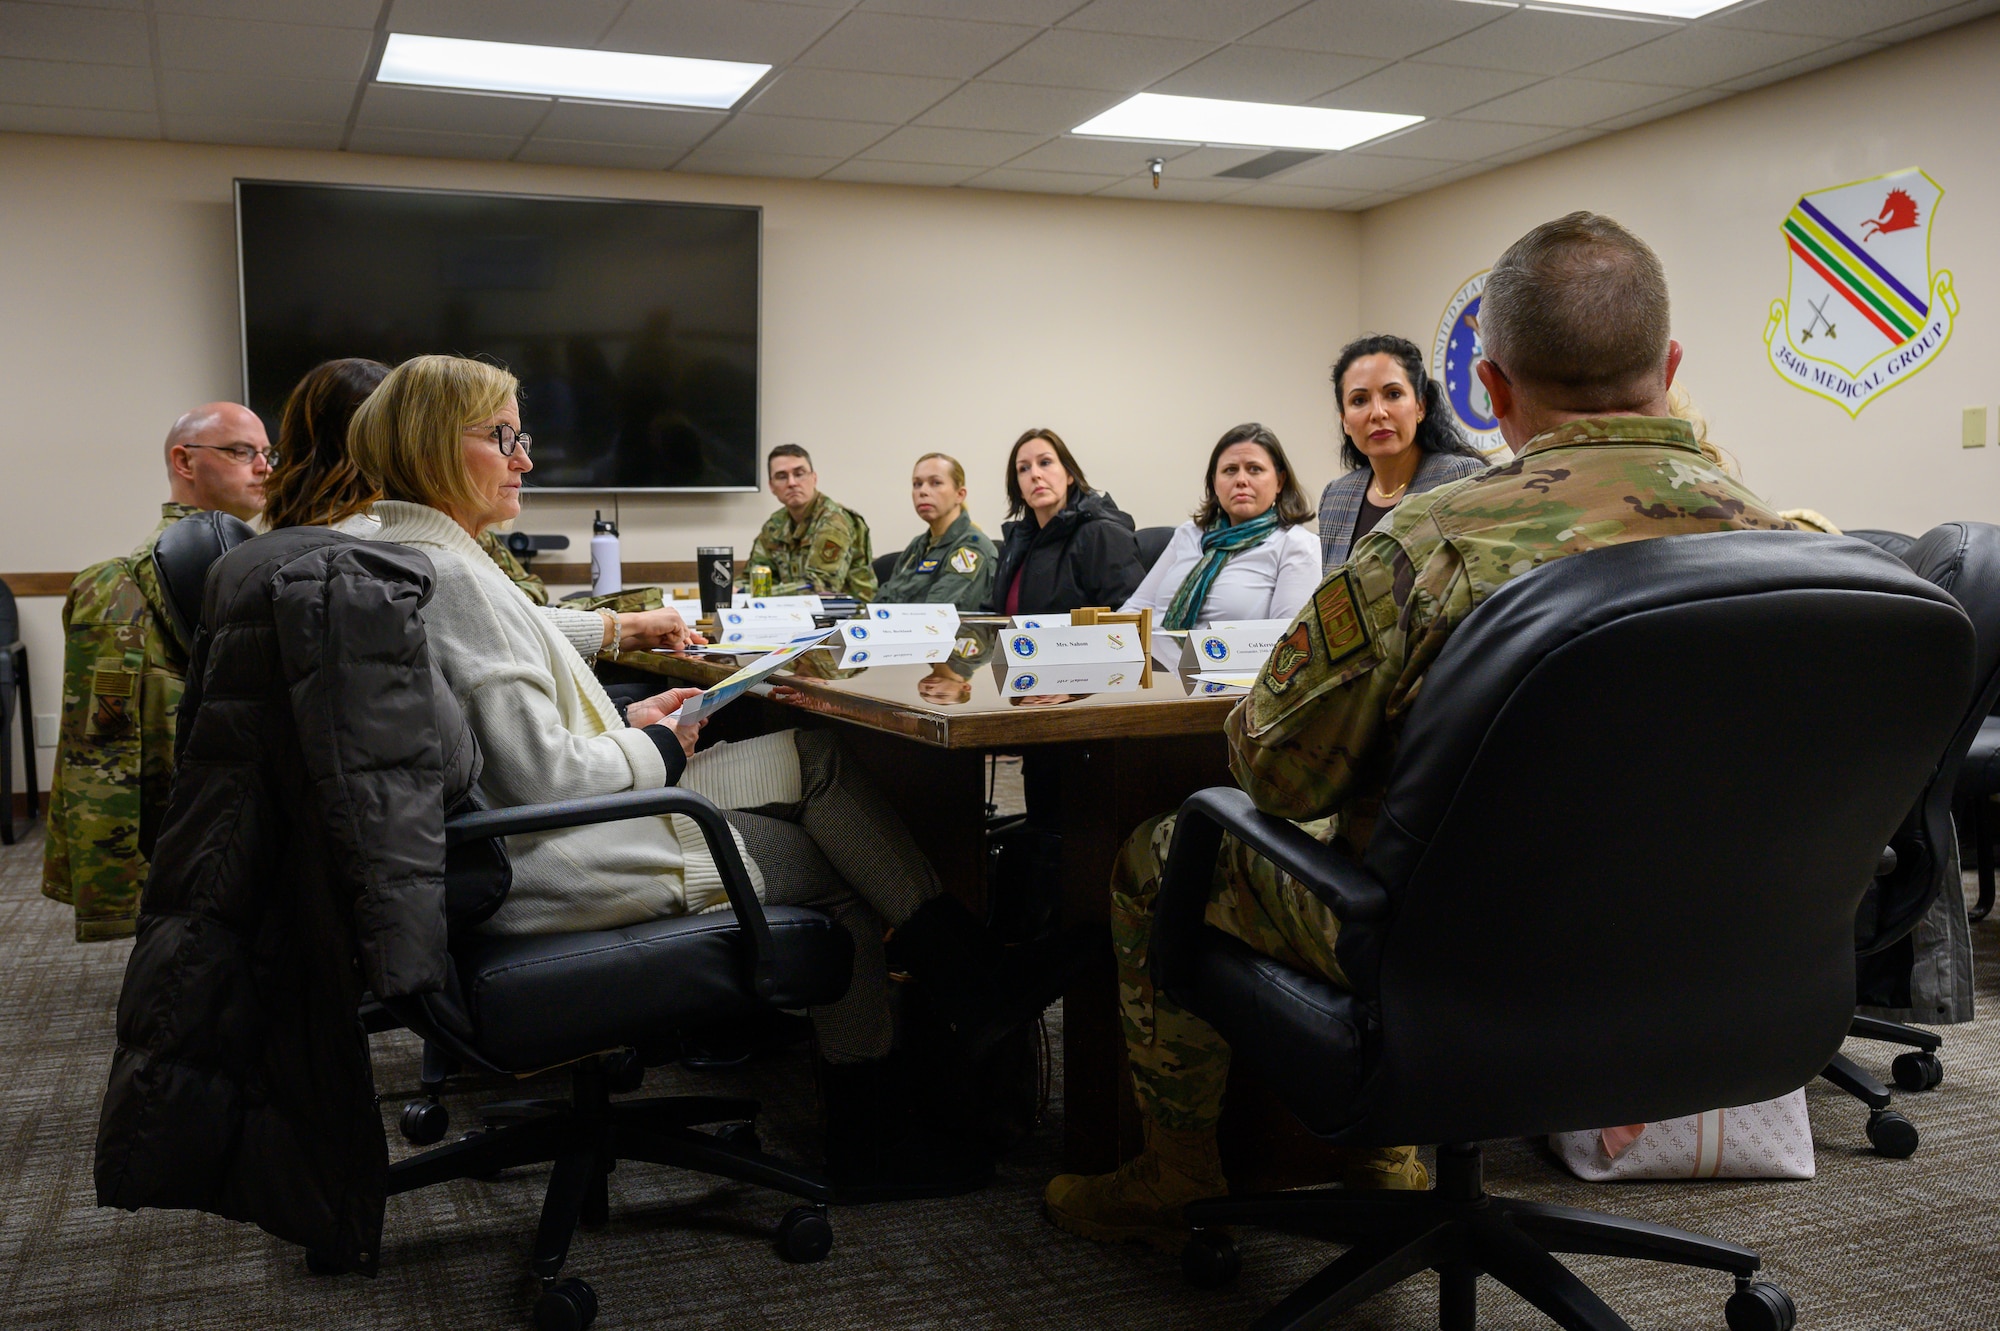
[[598, 609, 618, 653]]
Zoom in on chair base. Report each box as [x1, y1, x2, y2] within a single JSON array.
[[1183, 1143, 1791, 1331], [379, 1056, 835, 1324], [1820, 1015, 1946, 1158]]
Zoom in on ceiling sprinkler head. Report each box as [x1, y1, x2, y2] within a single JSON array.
[[1149, 157, 1164, 189]]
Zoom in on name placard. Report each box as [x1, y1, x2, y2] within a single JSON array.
[[998, 660, 1143, 696], [1001, 624, 1145, 667], [730, 593, 824, 613], [1181, 619, 1290, 671], [836, 620, 953, 648], [1010, 612, 1072, 629], [716, 607, 816, 644], [836, 637, 951, 667], [858, 602, 960, 628]]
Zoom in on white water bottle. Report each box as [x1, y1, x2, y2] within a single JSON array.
[[590, 511, 621, 595]]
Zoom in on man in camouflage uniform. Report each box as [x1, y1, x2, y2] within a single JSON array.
[[740, 444, 878, 601], [1045, 212, 1801, 1253], [44, 403, 269, 941]]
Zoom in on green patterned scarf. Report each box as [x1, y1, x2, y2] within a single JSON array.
[[1161, 509, 1281, 630]]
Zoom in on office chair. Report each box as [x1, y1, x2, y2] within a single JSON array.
[[1822, 522, 2000, 1156], [871, 550, 898, 588], [1149, 530, 1971, 1331], [1135, 525, 1175, 573], [0, 575, 36, 843], [1956, 715, 2000, 921]]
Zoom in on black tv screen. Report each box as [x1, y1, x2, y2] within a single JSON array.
[[236, 180, 760, 491]]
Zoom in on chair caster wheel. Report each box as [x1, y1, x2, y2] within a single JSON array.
[[717, 1120, 761, 1155], [399, 1098, 449, 1146], [1891, 1051, 1943, 1091], [1181, 1228, 1240, 1289], [534, 1277, 598, 1331], [1725, 1280, 1796, 1331], [1866, 1108, 1920, 1158], [303, 1249, 348, 1277], [775, 1204, 833, 1263], [603, 1050, 645, 1095]]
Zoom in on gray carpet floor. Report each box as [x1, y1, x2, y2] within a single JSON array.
[[6, 820, 1999, 1330]]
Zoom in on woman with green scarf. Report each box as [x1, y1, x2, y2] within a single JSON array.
[[1121, 423, 1320, 630]]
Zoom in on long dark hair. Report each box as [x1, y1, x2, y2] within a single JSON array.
[[1004, 427, 1092, 520], [262, 357, 391, 529], [1330, 333, 1481, 472], [1193, 423, 1313, 528]]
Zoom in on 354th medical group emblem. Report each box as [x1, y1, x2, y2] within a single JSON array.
[[1764, 166, 1957, 416]]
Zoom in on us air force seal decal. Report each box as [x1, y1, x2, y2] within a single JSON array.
[[1765, 167, 1956, 417], [1431, 271, 1508, 460]]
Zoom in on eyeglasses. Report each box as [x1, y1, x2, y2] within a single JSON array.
[[477, 424, 532, 457], [184, 443, 278, 467]]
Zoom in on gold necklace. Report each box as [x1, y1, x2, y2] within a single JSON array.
[[1370, 476, 1410, 504]]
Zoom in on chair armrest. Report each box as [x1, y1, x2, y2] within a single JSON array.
[[1151, 786, 1390, 1000], [444, 787, 783, 1003]]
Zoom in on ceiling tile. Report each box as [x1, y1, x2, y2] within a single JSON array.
[[1711, 0, 1959, 39], [1312, 60, 1540, 119], [1590, 86, 1726, 130], [346, 125, 523, 160], [1398, 160, 1494, 191], [1277, 152, 1452, 191], [821, 158, 985, 185], [964, 166, 1124, 194], [0, 3, 151, 66], [1415, 8, 1675, 76], [0, 103, 159, 137], [1344, 189, 1411, 209], [169, 114, 345, 149], [357, 84, 553, 136], [697, 112, 891, 157], [155, 0, 380, 26], [854, 124, 1047, 165], [1058, 0, 1305, 43], [1149, 44, 1386, 103], [1161, 143, 1281, 174], [0, 58, 155, 112], [1241, 0, 1506, 61], [386, 0, 626, 47], [533, 99, 721, 146], [1347, 118, 1561, 162], [795, 13, 1041, 77], [740, 66, 960, 123], [979, 29, 1219, 90], [1002, 135, 1199, 173], [514, 137, 686, 169], [1457, 76, 1686, 128], [856, 0, 1078, 21], [1488, 125, 1603, 163], [1573, 24, 1826, 86], [1093, 174, 1247, 202], [602, 0, 845, 64], [676, 148, 843, 178], [155, 14, 376, 80], [1715, 39, 1885, 91], [915, 81, 1121, 135], [161, 70, 356, 122], [1861, 0, 2000, 42], [1219, 180, 1372, 209]]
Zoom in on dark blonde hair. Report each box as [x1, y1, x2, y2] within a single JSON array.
[[261, 358, 388, 529], [913, 451, 966, 490], [1192, 423, 1313, 528], [351, 355, 519, 521], [1004, 428, 1090, 520]]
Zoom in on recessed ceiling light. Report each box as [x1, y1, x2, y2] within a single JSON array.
[[376, 33, 769, 110], [1072, 94, 1421, 153], [1511, 0, 1740, 16]]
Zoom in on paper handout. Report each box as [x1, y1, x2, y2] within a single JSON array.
[[666, 627, 839, 729]]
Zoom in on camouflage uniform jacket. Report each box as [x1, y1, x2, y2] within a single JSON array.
[[740, 493, 878, 600], [1226, 417, 1796, 847], [43, 502, 202, 940], [477, 531, 550, 604], [874, 510, 998, 609]]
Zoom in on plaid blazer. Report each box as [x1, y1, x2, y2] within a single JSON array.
[[1316, 451, 1490, 571]]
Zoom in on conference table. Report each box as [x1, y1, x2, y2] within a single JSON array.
[[602, 631, 1344, 1184]]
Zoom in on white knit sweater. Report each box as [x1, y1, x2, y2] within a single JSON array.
[[372, 501, 754, 933]]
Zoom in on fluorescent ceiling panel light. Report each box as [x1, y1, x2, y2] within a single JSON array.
[[1513, 0, 1740, 16], [1072, 94, 1421, 152], [377, 33, 768, 110]]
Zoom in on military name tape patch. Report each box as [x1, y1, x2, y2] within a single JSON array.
[[949, 547, 980, 574]]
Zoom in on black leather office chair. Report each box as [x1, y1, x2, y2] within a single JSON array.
[[1151, 531, 1971, 1331], [1822, 522, 2000, 1155], [1956, 716, 2000, 921], [1135, 525, 1175, 573], [1845, 527, 1918, 559], [0, 575, 36, 844], [871, 550, 898, 588]]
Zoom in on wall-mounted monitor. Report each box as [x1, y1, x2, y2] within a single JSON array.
[[235, 179, 761, 492]]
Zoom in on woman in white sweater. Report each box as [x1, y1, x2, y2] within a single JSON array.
[[1121, 423, 1321, 629], [352, 355, 1084, 1201]]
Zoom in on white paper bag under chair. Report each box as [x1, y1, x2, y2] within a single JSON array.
[[1551, 1090, 1815, 1180]]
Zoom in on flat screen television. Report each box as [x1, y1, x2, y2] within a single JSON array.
[[236, 180, 761, 492]]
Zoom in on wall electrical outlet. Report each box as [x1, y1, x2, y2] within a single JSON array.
[[1965, 406, 1991, 449], [34, 714, 57, 748]]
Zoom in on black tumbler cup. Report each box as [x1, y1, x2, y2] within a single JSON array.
[[696, 546, 733, 615]]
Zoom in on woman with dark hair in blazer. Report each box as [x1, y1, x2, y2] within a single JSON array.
[[987, 428, 1146, 616], [1317, 333, 1490, 571]]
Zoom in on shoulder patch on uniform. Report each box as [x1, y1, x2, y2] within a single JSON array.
[[949, 546, 980, 575], [1264, 623, 1311, 692], [1314, 571, 1369, 666], [818, 538, 842, 564]]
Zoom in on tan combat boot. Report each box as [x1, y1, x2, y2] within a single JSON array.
[[1334, 1144, 1430, 1191], [1043, 1121, 1228, 1253]]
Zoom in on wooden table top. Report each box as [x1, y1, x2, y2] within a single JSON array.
[[607, 643, 1244, 749]]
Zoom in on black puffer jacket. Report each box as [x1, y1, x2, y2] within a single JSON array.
[[96, 529, 480, 1272], [988, 489, 1146, 615]]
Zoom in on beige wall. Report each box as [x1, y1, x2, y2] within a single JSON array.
[[0, 132, 1358, 781], [1358, 15, 2000, 534]]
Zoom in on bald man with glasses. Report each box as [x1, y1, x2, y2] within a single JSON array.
[[43, 403, 270, 941]]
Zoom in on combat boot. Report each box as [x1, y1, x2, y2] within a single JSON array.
[[1042, 1121, 1228, 1253], [1334, 1144, 1430, 1190], [887, 895, 1100, 1064]]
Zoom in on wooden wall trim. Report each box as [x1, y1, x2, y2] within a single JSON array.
[[3, 562, 706, 597], [2, 573, 77, 598]]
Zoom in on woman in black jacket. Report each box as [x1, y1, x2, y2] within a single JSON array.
[[988, 428, 1146, 616]]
